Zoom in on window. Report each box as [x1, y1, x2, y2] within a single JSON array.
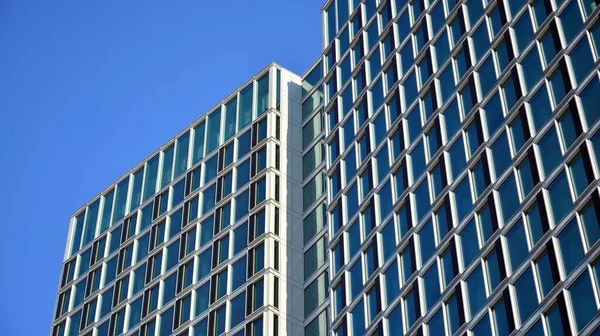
[[557, 218, 584, 275], [537, 127, 562, 177], [466, 265, 486, 317], [460, 219, 480, 269], [547, 171, 573, 224], [505, 220, 529, 273], [231, 256, 247, 292], [568, 271, 598, 331], [514, 267, 538, 323], [422, 263, 441, 312]]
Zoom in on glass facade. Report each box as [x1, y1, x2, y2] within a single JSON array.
[[54, 1, 600, 335], [53, 65, 303, 336], [322, 0, 600, 335]]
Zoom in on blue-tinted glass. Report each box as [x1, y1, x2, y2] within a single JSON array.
[[410, 141, 427, 181], [401, 242, 416, 282], [449, 137, 467, 181], [524, 319, 544, 336], [472, 160, 489, 199], [527, 202, 547, 246], [561, 1, 583, 45], [506, 220, 529, 272], [471, 23, 489, 62], [427, 124, 441, 158], [538, 127, 561, 177], [514, 267, 538, 322], [431, 164, 445, 199], [580, 77, 600, 128], [466, 266, 486, 317], [528, 85, 552, 135], [407, 108, 422, 143], [513, 13, 534, 53], [446, 293, 463, 334], [367, 284, 381, 322], [347, 220, 361, 259], [466, 119, 484, 156], [381, 221, 396, 262], [520, 49, 542, 93], [438, 64, 455, 104], [548, 172, 572, 223], [493, 297, 510, 336], [486, 248, 503, 291], [541, 30, 559, 66], [229, 292, 246, 329], [559, 108, 580, 149], [498, 174, 520, 223], [454, 177, 473, 222], [423, 263, 440, 311], [365, 242, 379, 278], [550, 69, 568, 106], [414, 180, 431, 222], [569, 271, 597, 331], [379, 181, 394, 220], [465, 0, 482, 23], [518, 156, 536, 197], [424, 308, 443, 336], [113, 178, 129, 224], [405, 286, 420, 328], [83, 200, 100, 246], [558, 218, 584, 275], [376, 145, 390, 183], [536, 250, 558, 297], [398, 203, 412, 238], [384, 262, 400, 306], [332, 240, 344, 275], [231, 257, 247, 291], [352, 299, 366, 335], [443, 99, 461, 140], [419, 220, 436, 264], [581, 200, 600, 248], [478, 57, 497, 97], [510, 114, 528, 154], [334, 281, 345, 317], [460, 219, 479, 268], [472, 314, 492, 335], [569, 152, 591, 197], [547, 303, 566, 336], [570, 39, 594, 85], [441, 245, 459, 287], [197, 248, 211, 280]]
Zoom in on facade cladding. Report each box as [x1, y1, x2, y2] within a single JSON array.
[[51, 0, 600, 335]]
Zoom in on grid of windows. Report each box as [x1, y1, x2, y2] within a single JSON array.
[[54, 1, 600, 335], [53, 66, 286, 336], [323, 0, 600, 334], [302, 60, 331, 336]]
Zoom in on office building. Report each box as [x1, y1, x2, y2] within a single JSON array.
[[53, 0, 600, 335]]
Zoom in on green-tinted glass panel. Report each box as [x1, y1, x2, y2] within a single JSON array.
[[224, 98, 237, 140], [71, 213, 85, 256], [83, 200, 100, 246], [192, 121, 206, 164], [239, 84, 253, 131], [206, 110, 221, 155], [113, 177, 129, 223], [257, 73, 269, 115], [174, 132, 189, 178], [161, 145, 174, 189], [144, 155, 159, 201], [130, 168, 143, 210]]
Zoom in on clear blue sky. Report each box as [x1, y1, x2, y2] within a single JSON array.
[[0, 1, 322, 334]]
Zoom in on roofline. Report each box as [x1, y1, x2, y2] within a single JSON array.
[[69, 62, 299, 218]]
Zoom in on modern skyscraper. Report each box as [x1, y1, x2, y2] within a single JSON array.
[[53, 0, 600, 335]]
